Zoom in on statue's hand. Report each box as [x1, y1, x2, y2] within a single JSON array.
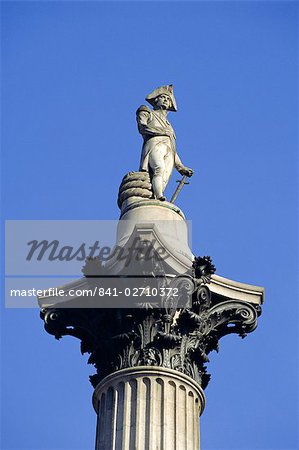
[[179, 167, 194, 177]]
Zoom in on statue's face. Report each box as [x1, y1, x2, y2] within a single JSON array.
[[154, 94, 172, 110]]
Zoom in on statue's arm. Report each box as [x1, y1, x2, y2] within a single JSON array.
[[175, 152, 194, 177], [174, 152, 184, 171]]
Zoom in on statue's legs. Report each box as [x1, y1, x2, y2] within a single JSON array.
[[149, 144, 174, 199]]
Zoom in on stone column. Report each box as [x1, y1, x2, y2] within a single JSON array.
[[93, 366, 205, 450], [39, 195, 263, 450]]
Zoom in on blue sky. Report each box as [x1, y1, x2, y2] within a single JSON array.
[[1, 1, 298, 449]]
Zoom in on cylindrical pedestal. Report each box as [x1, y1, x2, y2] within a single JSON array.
[[105, 199, 193, 276], [118, 200, 193, 266], [93, 366, 205, 450]]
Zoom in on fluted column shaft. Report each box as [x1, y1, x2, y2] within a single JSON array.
[[93, 366, 205, 450]]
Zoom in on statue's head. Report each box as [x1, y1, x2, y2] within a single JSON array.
[[153, 94, 172, 111], [146, 84, 177, 112]]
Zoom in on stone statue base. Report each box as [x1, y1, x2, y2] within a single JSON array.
[[106, 198, 193, 276]]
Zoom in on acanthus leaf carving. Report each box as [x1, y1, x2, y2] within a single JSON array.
[[40, 255, 261, 389]]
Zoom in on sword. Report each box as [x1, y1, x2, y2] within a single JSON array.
[[170, 175, 190, 203]]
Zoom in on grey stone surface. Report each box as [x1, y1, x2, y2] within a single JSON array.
[[137, 85, 193, 201], [93, 366, 205, 450], [106, 199, 193, 276], [210, 274, 264, 305]]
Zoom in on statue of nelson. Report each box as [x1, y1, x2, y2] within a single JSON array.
[[136, 85, 194, 201]]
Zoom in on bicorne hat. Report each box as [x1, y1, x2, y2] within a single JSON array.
[[146, 84, 177, 112]]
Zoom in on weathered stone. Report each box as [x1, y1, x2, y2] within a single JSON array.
[[137, 85, 193, 201], [93, 366, 205, 450]]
